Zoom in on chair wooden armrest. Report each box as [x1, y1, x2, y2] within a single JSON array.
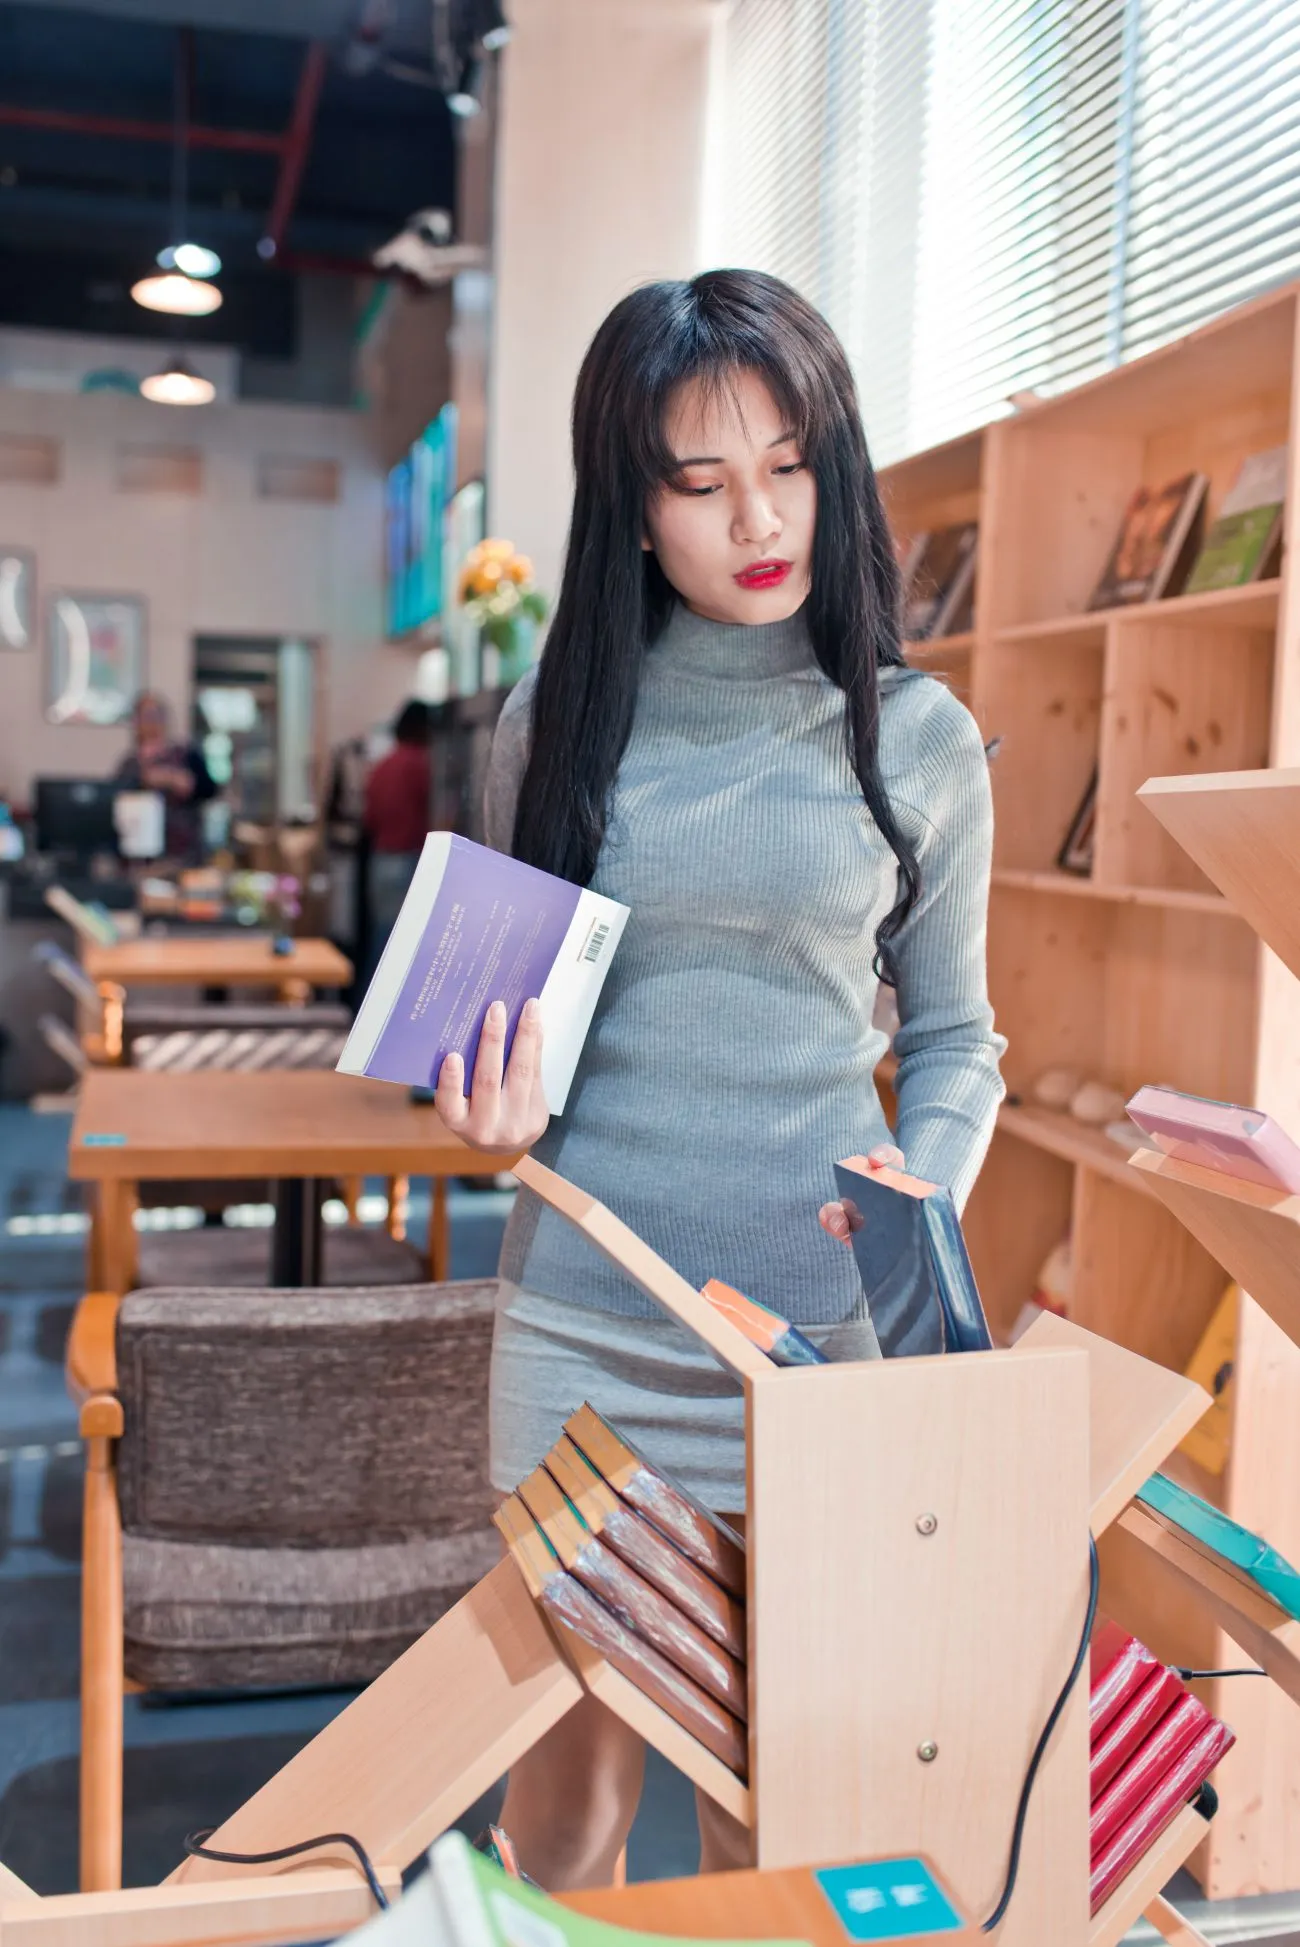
[[67, 1291, 123, 1403]]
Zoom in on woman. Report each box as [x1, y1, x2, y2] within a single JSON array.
[[434, 271, 1007, 1885], [114, 691, 217, 862]]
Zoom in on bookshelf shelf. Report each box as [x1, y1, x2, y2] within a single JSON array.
[[905, 630, 974, 657], [879, 278, 1300, 1900], [1130, 1147, 1300, 1350], [995, 579, 1281, 648], [988, 869, 1235, 916], [998, 1102, 1148, 1193]]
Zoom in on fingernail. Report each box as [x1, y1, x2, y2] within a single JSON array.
[[444, 1052, 462, 1076], [523, 997, 539, 1023], [490, 1000, 506, 1026]]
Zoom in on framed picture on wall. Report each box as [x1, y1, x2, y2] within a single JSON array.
[[0, 546, 35, 650], [46, 592, 146, 725]]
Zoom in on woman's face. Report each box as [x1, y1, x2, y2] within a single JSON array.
[[644, 368, 816, 626]]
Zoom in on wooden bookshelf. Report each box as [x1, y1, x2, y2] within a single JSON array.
[[877, 281, 1300, 1900]]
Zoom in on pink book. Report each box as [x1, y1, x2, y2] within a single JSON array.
[[1126, 1085, 1300, 1194]]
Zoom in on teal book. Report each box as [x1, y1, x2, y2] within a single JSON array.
[[1137, 1471, 1300, 1619]]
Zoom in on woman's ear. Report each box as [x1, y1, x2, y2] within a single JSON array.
[[641, 534, 653, 553]]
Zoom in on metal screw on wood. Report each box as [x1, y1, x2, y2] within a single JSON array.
[[915, 1513, 938, 1535], [917, 1740, 939, 1763]]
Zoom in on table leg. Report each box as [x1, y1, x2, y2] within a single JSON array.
[[429, 1178, 449, 1283], [272, 1179, 325, 1287], [93, 1182, 138, 1295]]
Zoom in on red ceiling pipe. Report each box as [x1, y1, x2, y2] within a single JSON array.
[[0, 103, 285, 154], [260, 41, 328, 260]]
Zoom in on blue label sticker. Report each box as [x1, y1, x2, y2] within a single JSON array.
[[84, 1133, 127, 1147], [816, 1859, 963, 1941]]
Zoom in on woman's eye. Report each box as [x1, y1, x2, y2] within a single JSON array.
[[677, 481, 722, 497], [774, 461, 806, 476]]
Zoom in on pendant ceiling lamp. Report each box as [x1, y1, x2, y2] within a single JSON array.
[[140, 356, 215, 406], [131, 29, 224, 317]]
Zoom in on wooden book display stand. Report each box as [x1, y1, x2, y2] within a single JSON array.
[[5, 1151, 1243, 1947]]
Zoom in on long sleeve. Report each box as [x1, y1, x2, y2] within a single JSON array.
[[888, 688, 1007, 1211], [483, 667, 537, 854]]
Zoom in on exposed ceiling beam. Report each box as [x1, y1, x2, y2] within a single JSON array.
[[261, 40, 329, 260], [0, 103, 286, 155]]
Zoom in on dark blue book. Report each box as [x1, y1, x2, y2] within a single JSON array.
[[833, 1156, 993, 1357]]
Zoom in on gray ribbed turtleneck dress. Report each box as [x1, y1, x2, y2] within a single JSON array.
[[484, 601, 1006, 1508]]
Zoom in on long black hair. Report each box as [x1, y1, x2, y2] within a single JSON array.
[[511, 268, 921, 977]]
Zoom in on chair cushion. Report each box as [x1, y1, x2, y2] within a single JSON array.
[[116, 1280, 498, 1547], [125, 1013, 350, 1072], [132, 1225, 427, 1288], [122, 1526, 500, 1690]]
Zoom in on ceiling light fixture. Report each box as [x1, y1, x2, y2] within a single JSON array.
[[132, 27, 224, 317], [159, 240, 222, 279], [140, 357, 215, 406], [131, 270, 223, 316], [478, 0, 511, 50], [447, 54, 483, 116]]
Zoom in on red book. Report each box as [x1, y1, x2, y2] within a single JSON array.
[[1091, 1694, 1213, 1857], [1090, 1622, 1160, 1743], [1090, 1719, 1235, 1914], [1091, 1665, 1185, 1802]]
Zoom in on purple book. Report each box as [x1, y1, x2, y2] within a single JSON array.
[[337, 834, 629, 1112]]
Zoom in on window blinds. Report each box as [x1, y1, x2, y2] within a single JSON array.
[[706, 0, 1300, 464]]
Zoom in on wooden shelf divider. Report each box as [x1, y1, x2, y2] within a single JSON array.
[[1137, 770, 1300, 983], [1129, 1146, 1300, 1349]]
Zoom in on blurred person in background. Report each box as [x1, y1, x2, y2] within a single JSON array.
[[114, 690, 218, 862], [363, 698, 433, 981]]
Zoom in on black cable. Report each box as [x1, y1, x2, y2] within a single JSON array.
[[1174, 1666, 1266, 1680], [982, 1533, 1100, 1934], [183, 1828, 389, 1910]]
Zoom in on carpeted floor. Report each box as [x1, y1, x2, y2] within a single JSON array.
[[0, 1105, 698, 1893]]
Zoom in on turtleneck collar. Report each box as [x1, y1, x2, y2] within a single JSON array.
[[650, 599, 817, 682]]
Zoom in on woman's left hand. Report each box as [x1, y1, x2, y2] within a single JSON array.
[[818, 1142, 904, 1246]]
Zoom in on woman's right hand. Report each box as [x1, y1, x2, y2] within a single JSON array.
[[434, 997, 550, 1155]]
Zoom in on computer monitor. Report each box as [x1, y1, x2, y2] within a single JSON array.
[[33, 778, 120, 860]]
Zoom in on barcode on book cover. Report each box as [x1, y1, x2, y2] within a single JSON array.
[[583, 923, 611, 965]]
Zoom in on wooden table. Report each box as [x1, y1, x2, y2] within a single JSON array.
[[81, 935, 351, 1000], [68, 1068, 510, 1290]]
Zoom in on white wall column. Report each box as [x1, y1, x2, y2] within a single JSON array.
[[489, 0, 719, 598]]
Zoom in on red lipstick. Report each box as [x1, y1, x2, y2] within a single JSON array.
[[734, 558, 792, 591]]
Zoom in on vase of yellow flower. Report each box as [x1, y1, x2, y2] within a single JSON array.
[[457, 538, 548, 689]]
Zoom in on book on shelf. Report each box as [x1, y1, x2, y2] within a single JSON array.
[[700, 1279, 827, 1368], [1177, 1285, 1236, 1477], [1086, 1623, 1235, 1916], [1057, 770, 1098, 876], [901, 525, 978, 641], [494, 1491, 748, 1776], [1090, 1622, 1161, 1743], [565, 1401, 747, 1598], [1090, 1723, 1230, 1914], [337, 833, 628, 1111], [544, 1432, 746, 1656], [1125, 1084, 1300, 1193], [516, 1461, 748, 1717], [833, 1156, 993, 1356], [1135, 1471, 1300, 1620], [1087, 473, 1208, 610], [1090, 1664, 1186, 1802], [1185, 446, 1287, 594]]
